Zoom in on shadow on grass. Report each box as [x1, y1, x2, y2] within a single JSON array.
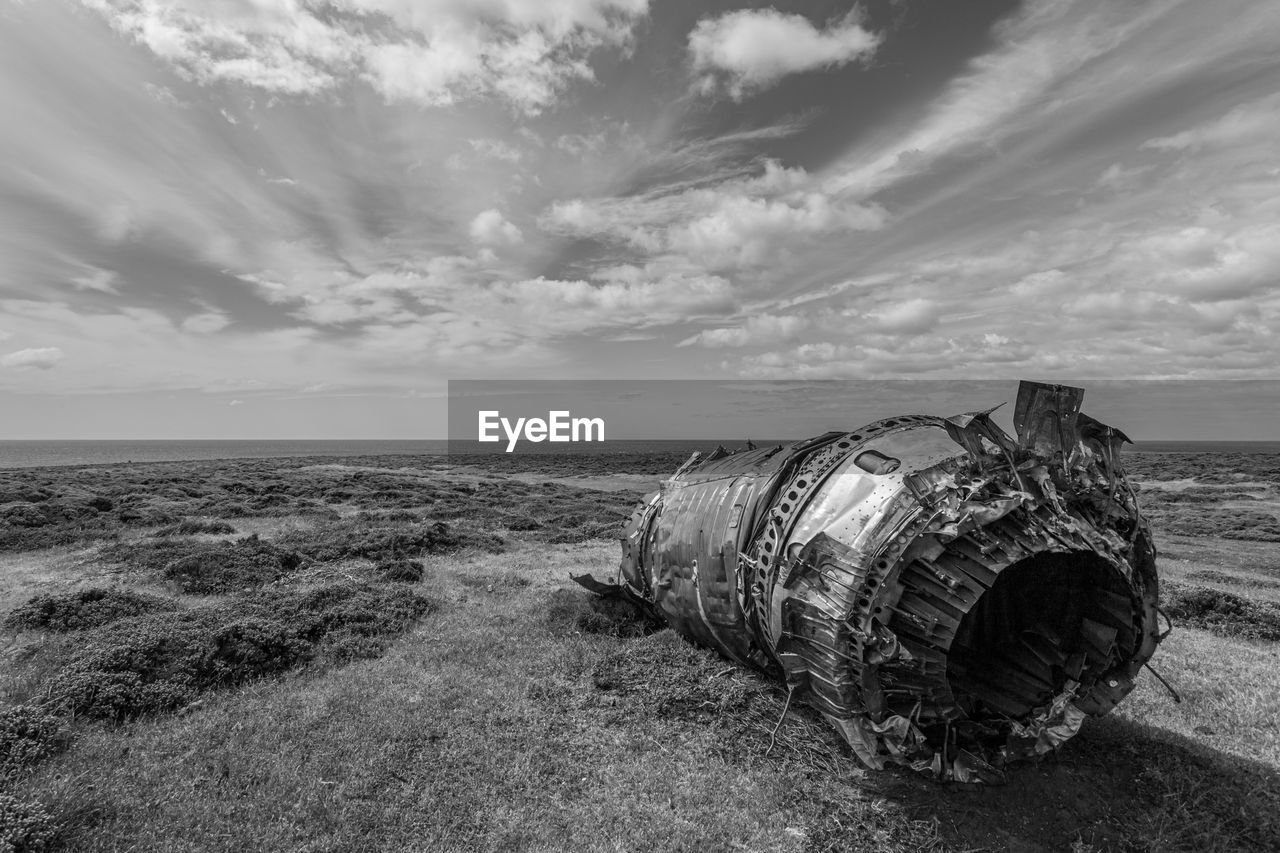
[[554, 589, 1279, 853], [879, 714, 1280, 853]]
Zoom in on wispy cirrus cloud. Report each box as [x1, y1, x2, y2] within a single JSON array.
[[3, 0, 1280, 438], [1, 347, 65, 370]]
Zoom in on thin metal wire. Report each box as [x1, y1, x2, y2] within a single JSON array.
[[765, 685, 795, 757]]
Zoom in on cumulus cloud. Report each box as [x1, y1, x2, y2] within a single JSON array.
[[542, 160, 885, 271], [469, 209, 524, 246], [689, 8, 879, 99], [1, 347, 65, 370], [80, 0, 651, 113]]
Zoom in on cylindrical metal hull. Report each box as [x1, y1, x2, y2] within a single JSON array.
[[584, 382, 1162, 782]]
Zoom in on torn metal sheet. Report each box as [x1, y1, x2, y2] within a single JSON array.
[[575, 380, 1164, 783]]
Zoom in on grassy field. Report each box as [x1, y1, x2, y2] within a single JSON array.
[[2, 451, 1279, 852]]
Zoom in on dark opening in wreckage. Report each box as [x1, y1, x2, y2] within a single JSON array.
[[573, 381, 1164, 783]]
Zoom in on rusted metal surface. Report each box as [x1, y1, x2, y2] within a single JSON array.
[[577, 381, 1163, 783]]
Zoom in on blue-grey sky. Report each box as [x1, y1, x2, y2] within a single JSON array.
[[1, 1, 1278, 438]]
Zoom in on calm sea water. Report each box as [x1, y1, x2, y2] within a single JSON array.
[[0, 440, 449, 470], [0, 439, 1277, 470]]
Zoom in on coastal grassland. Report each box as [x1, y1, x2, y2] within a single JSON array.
[[0, 451, 1278, 852]]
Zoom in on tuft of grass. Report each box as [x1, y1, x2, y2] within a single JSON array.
[[4, 589, 177, 633], [545, 588, 662, 638], [458, 571, 532, 596]]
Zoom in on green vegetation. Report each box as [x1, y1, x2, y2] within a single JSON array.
[[102, 535, 304, 594], [1162, 580, 1280, 641], [0, 706, 67, 782], [4, 589, 176, 633], [0, 792, 54, 853], [151, 520, 237, 536], [39, 583, 433, 721], [276, 516, 504, 562], [0, 450, 1277, 851]]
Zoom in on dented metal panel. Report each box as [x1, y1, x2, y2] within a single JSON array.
[[577, 381, 1163, 783]]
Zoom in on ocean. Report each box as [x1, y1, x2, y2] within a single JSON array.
[[0, 439, 1278, 470]]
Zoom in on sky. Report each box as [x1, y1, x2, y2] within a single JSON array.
[[1, 0, 1278, 438]]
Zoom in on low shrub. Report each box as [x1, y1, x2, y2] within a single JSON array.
[[0, 792, 54, 853], [0, 504, 47, 529], [376, 559, 425, 583], [0, 524, 119, 554], [104, 536, 304, 594], [1186, 569, 1280, 590], [162, 538, 302, 594], [253, 582, 436, 665], [42, 583, 434, 720], [0, 706, 67, 782], [278, 519, 503, 563], [1143, 507, 1280, 542], [1162, 581, 1280, 641], [151, 520, 237, 537], [4, 589, 177, 633]]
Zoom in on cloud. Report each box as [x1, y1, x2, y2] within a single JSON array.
[[1094, 162, 1155, 193], [81, 0, 652, 113], [469, 138, 524, 163], [181, 312, 232, 334], [229, 399, 245, 406], [555, 131, 607, 157], [469, 209, 524, 246], [1142, 93, 1280, 152], [9, 0, 1280, 396], [70, 267, 119, 294], [689, 8, 879, 99], [861, 298, 941, 335], [668, 190, 885, 268], [1, 347, 65, 370], [480, 270, 737, 335], [822, 0, 1173, 198], [679, 314, 809, 348], [542, 160, 885, 271]]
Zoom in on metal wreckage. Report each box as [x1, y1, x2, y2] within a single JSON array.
[[574, 381, 1167, 783]]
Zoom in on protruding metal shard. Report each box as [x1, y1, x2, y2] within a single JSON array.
[[576, 380, 1163, 783]]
